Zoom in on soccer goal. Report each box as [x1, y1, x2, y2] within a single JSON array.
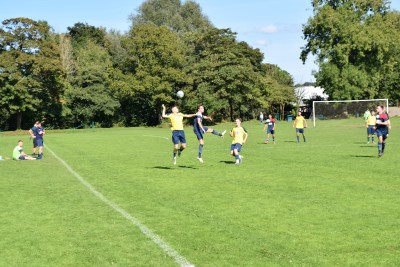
[[312, 99, 389, 127]]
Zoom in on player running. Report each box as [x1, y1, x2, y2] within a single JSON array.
[[375, 105, 390, 157], [230, 118, 248, 165], [263, 114, 276, 144], [193, 105, 226, 163], [162, 104, 195, 165], [293, 111, 308, 143]]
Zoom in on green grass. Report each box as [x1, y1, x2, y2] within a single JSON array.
[[1, 118, 399, 266]]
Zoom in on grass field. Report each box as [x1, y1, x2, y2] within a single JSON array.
[[1, 118, 399, 266]]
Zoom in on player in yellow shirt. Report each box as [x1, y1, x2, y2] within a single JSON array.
[[162, 104, 195, 165], [293, 111, 308, 143], [366, 110, 376, 144], [230, 118, 248, 165]]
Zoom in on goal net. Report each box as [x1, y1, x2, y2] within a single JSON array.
[[312, 99, 388, 127]]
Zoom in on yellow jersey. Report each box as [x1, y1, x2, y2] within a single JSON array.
[[166, 113, 184, 130], [367, 115, 376, 126], [294, 116, 306, 128], [230, 126, 247, 144]]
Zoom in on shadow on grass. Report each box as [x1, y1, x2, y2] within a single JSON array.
[[178, 165, 198, 169], [219, 160, 235, 165], [153, 166, 174, 170], [350, 155, 376, 158], [359, 145, 375, 148], [284, 140, 297, 143], [152, 165, 198, 170]]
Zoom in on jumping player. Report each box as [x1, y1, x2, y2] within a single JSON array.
[[263, 114, 276, 144], [375, 105, 390, 157], [162, 104, 195, 165], [230, 118, 248, 165], [293, 111, 308, 143], [366, 110, 376, 144], [193, 105, 226, 163]]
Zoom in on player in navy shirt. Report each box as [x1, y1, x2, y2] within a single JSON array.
[[29, 121, 45, 159], [193, 105, 226, 163], [263, 114, 276, 144], [375, 105, 390, 157]]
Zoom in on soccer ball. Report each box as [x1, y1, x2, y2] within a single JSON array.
[[176, 90, 184, 98]]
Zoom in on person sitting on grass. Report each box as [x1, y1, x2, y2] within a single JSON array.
[[13, 140, 38, 160]]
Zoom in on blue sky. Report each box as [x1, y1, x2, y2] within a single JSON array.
[[1, 0, 399, 84]]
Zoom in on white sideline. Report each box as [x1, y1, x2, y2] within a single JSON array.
[[45, 144, 195, 267]]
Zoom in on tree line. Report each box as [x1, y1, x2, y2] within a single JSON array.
[[301, 0, 400, 103], [2, 0, 399, 130], [0, 0, 295, 130]]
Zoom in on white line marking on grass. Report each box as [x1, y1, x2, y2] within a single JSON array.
[[143, 135, 169, 140], [45, 144, 195, 267]]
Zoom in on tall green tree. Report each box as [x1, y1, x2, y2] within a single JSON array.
[[185, 28, 267, 121], [130, 0, 213, 33], [122, 24, 189, 126], [263, 64, 294, 119], [0, 18, 65, 129], [64, 40, 119, 127], [301, 0, 400, 102], [67, 22, 107, 49]]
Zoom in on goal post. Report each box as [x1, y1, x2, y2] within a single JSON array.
[[312, 99, 389, 127]]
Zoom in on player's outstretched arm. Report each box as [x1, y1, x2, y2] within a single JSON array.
[[183, 114, 196, 118]]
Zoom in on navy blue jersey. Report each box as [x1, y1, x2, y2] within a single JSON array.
[[31, 126, 44, 139], [375, 113, 389, 131], [193, 112, 203, 132]]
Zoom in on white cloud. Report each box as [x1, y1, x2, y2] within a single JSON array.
[[260, 25, 279, 33]]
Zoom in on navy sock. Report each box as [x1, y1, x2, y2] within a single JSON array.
[[378, 142, 382, 152], [198, 144, 204, 158], [212, 130, 220, 136]]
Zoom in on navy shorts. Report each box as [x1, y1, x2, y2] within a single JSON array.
[[194, 127, 208, 140], [230, 143, 242, 152], [376, 129, 388, 140], [36, 139, 44, 146], [172, 130, 186, 145], [267, 128, 274, 134], [18, 155, 27, 160], [367, 126, 375, 135], [33, 138, 38, 148], [296, 128, 304, 133]]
